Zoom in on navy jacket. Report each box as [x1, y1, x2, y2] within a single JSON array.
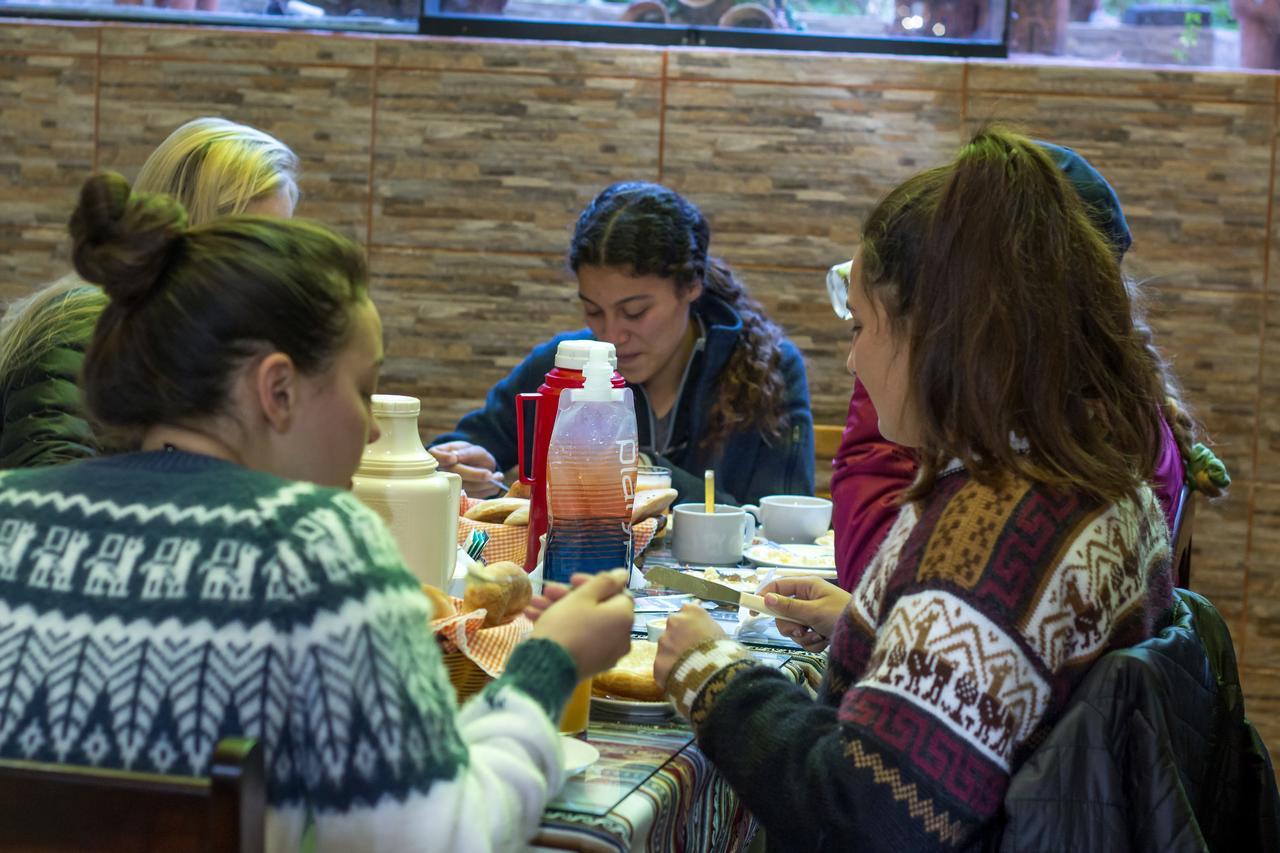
[[993, 588, 1280, 852], [432, 294, 815, 506]]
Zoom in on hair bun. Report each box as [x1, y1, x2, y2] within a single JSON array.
[[69, 171, 189, 307]]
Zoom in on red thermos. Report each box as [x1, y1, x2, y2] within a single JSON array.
[[517, 340, 625, 571]]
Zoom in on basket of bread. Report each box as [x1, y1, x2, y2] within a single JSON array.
[[422, 560, 534, 703], [456, 482, 677, 566]]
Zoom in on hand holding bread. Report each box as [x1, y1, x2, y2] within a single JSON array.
[[531, 568, 634, 680]]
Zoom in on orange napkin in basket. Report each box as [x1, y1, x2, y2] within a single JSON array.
[[430, 596, 533, 678]]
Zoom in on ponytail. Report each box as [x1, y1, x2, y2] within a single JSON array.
[[862, 127, 1169, 504]]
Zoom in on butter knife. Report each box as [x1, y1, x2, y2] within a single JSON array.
[[645, 567, 783, 619]]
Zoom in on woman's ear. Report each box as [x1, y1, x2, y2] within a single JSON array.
[[685, 278, 704, 304], [253, 352, 300, 434]]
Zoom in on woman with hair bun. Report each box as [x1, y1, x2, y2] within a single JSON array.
[[428, 181, 815, 505], [649, 127, 1179, 849], [0, 172, 635, 851], [0, 116, 299, 468]]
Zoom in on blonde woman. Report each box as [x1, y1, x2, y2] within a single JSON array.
[[0, 117, 298, 468]]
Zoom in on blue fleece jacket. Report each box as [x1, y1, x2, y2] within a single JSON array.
[[432, 295, 815, 506]]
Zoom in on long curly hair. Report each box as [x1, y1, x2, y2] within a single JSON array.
[[568, 182, 789, 449]]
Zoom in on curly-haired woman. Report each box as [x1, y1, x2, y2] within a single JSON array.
[[429, 181, 815, 505]]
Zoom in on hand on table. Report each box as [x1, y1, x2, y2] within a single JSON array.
[[427, 441, 504, 497], [758, 576, 851, 653], [654, 604, 726, 688], [530, 569, 634, 680]]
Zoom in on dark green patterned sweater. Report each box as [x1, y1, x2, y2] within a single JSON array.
[[0, 450, 577, 851]]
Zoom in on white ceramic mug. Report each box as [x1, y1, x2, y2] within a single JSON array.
[[671, 503, 757, 565], [742, 495, 832, 545]]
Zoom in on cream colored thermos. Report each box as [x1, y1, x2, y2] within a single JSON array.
[[352, 394, 461, 589]]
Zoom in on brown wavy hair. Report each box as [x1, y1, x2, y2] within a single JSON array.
[[859, 127, 1168, 503], [568, 182, 789, 449]]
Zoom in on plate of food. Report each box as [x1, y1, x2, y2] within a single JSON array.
[[744, 543, 837, 572], [589, 640, 675, 718]]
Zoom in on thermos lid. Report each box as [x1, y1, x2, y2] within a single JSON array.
[[358, 394, 437, 477], [371, 394, 421, 417], [554, 340, 617, 370]]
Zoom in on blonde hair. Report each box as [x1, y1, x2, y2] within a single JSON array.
[[0, 117, 299, 384]]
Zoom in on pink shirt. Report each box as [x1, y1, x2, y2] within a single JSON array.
[[829, 380, 1186, 590]]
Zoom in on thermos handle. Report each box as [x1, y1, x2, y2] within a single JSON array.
[[516, 392, 541, 485]]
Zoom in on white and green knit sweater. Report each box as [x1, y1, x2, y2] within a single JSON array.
[[0, 450, 577, 851]]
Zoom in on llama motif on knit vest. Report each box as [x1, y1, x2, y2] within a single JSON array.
[[140, 537, 203, 600], [0, 519, 37, 581], [198, 540, 261, 601], [28, 527, 92, 591], [294, 507, 363, 583], [83, 533, 147, 597], [862, 591, 1048, 769]]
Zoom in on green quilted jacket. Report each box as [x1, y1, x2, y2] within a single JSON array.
[[0, 285, 109, 469]]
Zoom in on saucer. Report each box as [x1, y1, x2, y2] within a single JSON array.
[[561, 735, 599, 775]]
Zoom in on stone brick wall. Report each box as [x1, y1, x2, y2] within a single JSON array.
[[3, 18, 1279, 757]]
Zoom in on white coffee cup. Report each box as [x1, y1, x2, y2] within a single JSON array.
[[671, 503, 757, 565], [742, 495, 832, 545]]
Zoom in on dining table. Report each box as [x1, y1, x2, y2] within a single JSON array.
[[531, 539, 831, 853]]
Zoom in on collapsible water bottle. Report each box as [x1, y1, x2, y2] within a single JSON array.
[[542, 343, 639, 584], [516, 340, 625, 571]]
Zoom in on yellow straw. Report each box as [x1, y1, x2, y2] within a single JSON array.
[[704, 469, 715, 514]]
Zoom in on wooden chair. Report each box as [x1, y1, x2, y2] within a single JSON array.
[[1170, 482, 1195, 590], [814, 424, 844, 499], [0, 737, 265, 853]]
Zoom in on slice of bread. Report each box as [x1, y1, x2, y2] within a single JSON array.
[[592, 640, 665, 702]]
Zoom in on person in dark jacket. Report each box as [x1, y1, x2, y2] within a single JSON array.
[[997, 588, 1280, 852], [429, 182, 815, 506], [0, 117, 298, 469]]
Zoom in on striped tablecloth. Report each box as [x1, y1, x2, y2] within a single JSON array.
[[534, 652, 825, 853]]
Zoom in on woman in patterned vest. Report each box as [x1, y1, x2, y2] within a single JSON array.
[[0, 171, 635, 851], [647, 126, 1176, 851]]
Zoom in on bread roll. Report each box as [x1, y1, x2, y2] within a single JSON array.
[[592, 640, 665, 702], [464, 497, 529, 524], [462, 560, 532, 627], [503, 503, 530, 526], [632, 488, 678, 523], [422, 584, 456, 620], [507, 480, 531, 500]]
